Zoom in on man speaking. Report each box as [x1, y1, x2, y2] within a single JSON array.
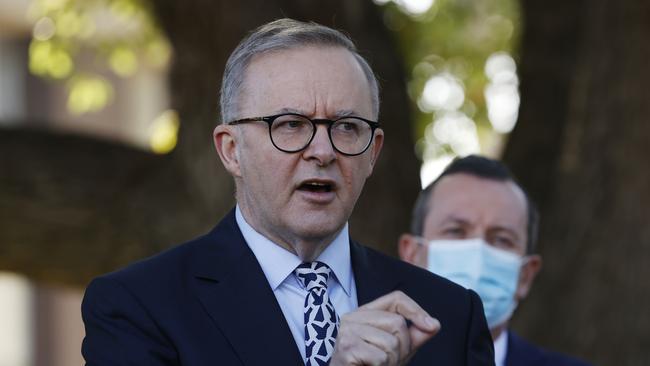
[[81, 19, 494, 365]]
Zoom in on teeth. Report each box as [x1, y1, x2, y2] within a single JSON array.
[[303, 181, 329, 187], [301, 181, 333, 191]]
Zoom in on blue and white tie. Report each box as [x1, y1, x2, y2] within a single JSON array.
[[295, 262, 340, 366]]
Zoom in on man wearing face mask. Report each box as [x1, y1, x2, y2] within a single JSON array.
[[399, 155, 591, 366]]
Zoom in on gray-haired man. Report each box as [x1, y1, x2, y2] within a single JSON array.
[[82, 19, 494, 366]]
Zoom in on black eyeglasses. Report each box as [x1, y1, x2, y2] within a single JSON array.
[[227, 113, 381, 156]]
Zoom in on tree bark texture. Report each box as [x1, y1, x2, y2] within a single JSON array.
[[0, 1, 420, 286], [504, 0, 650, 364]]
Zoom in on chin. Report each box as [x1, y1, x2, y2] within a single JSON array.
[[292, 220, 343, 241]]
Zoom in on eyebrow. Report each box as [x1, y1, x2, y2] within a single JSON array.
[[440, 216, 521, 240], [489, 226, 520, 240], [439, 216, 470, 226], [332, 109, 360, 118], [272, 108, 362, 119]]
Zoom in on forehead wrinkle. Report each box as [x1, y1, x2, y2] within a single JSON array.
[[438, 207, 523, 232], [304, 93, 365, 119], [427, 176, 526, 232], [241, 46, 373, 122], [322, 76, 373, 119], [274, 107, 307, 115], [271, 107, 368, 120], [273, 108, 365, 120]]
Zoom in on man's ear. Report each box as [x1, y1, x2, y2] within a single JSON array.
[[366, 130, 384, 177], [516, 254, 542, 301], [213, 124, 241, 177], [398, 233, 426, 268]]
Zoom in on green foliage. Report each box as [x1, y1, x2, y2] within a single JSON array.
[[28, 0, 170, 114], [26, 0, 519, 162], [376, 0, 521, 167]]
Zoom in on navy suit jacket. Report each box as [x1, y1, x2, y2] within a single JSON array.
[[82, 209, 494, 365], [505, 332, 591, 366]]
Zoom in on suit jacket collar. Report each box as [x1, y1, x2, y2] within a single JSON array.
[[190, 209, 401, 364], [350, 240, 401, 306], [505, 331, 544, 366], [191, 209, 304, 365]]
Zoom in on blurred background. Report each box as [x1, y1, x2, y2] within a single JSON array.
[[1, 0, 649, 365]]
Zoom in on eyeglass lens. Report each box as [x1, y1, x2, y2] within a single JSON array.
[[270, 114, 373, 155]]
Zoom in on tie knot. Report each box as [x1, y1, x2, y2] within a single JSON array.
[[295, 261, 332, 292]]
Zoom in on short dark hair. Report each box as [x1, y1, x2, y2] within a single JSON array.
[[410, 155, 539, 254]]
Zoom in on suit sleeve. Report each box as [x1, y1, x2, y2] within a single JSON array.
[[465, 289, 496, 366], [81, 277, 177, 366]]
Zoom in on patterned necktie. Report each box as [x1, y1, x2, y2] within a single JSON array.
[[294, 261, 340, 366]]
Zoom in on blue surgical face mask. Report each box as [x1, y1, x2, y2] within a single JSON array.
[[425, 238, 523, 329]]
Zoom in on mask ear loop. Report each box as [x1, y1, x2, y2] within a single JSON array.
[[519, 255, 531, 268], [414, 236, 429, 248], [413, 237, 432, 263]]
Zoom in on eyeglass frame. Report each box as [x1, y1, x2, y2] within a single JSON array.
[[226, 112, 382, 156]]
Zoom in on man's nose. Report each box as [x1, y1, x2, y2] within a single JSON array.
[[303, 125, 336, 166]]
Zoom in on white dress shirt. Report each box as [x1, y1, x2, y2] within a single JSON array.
[[235, 206, 359, 360], [494, 330, 508, 366]]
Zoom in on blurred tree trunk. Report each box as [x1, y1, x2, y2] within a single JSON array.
[[504, 0, 650, 364], [0, 0, 419, 286]]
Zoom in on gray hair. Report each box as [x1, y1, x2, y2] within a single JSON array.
[[219, 18, 380, 123]]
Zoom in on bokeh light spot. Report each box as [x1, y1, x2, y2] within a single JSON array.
[[28, 41, 73, 79], [67, 76, 113, 114], [149, 110, 180, 154], [484, 52, 520, 133], [485, 83, 519, 133], [420, 154, 454, 188], [109, 47, 138, 77], [56, 10, 83, 38], [145, 38, 172, 69], [33, 17, 56, 41], [485, 52, 518, 84], [397, 0, 435, 16], [110, 0, 138, 19], [430, 111, 480, 155], [419, 73, 465, 112], [49, 49, 73, 79]]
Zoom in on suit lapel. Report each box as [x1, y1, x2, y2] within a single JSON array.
[[191, 211, 304, 365], [350, 241, 400, 306]]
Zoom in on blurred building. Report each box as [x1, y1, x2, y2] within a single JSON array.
[[0, 1, 170, 365]]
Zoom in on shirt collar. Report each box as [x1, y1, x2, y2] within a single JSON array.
[[235, 205, 353, 296], [313, 220, 353, 296], [493, 330, 508, 366]]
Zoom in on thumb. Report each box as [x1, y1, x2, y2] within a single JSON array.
[[409, 317, 440, 351]]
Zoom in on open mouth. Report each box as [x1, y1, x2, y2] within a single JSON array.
[[298, 180, 335, 193]]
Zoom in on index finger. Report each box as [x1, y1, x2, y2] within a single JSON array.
[[359, 290, 440, 347]]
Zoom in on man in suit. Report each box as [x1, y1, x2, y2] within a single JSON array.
[[82, 19, 494, 365], [399, 155, 591, 366]]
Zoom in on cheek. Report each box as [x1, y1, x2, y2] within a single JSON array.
[[256, 155, 300, 197], [341, 162, 370, 197], [240, 155, 278, 195], [351, 159, 372, 183], [339, 163, 357, 189]]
